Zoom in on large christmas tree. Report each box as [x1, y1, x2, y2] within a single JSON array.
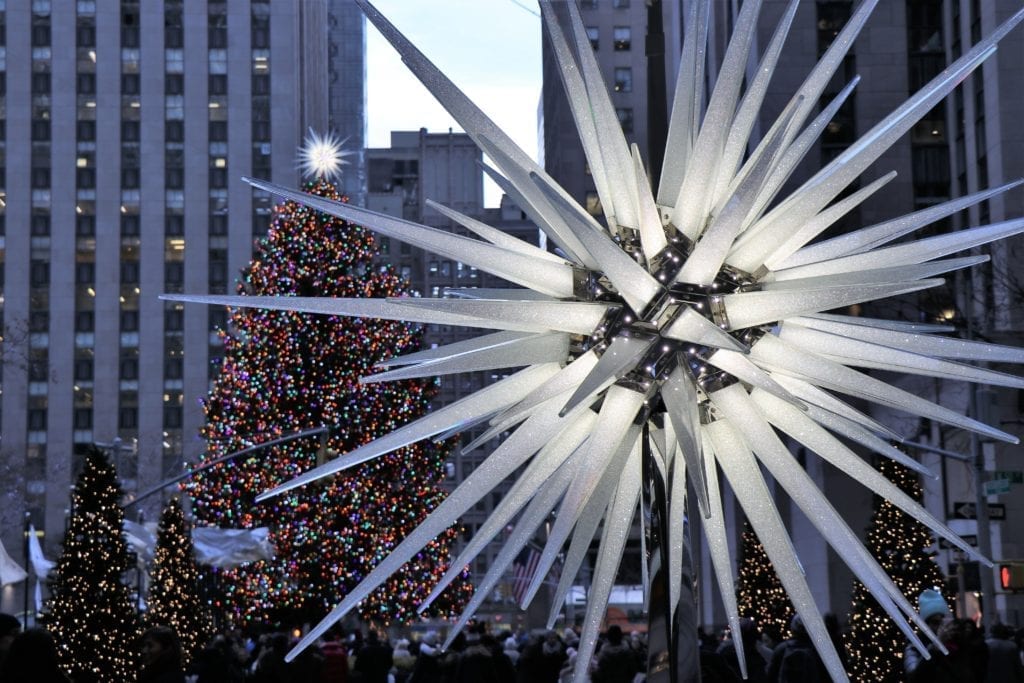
[[185, 158, 471, 626], [736, 519, 795, 644], [845, 456, 947, 682], [44, 447, 140, 682], [147, 498, 210, 666]]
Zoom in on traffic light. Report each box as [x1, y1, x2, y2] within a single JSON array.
[[998, 562, 1024, 592]]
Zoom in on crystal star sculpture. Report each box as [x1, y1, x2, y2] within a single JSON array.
[[168, 1, 1024, 680]]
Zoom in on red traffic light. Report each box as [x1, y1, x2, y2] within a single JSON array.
[[999, 563, 1024, 592]]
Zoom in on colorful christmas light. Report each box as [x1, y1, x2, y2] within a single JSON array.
[[184, 177, 471, 627]]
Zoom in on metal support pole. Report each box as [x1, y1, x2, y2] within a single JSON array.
[[959, 269, 997, 628], [643, 425, 699, 682], [23, 512, 30, 626], [646, 0, 668, 189]]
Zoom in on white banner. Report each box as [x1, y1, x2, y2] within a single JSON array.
[[191, 527, 275, 568], [0, 537, 27, 587], [27, 525, 54, 579]]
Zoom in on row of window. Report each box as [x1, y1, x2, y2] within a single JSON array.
[[585, 26, 631, 51]]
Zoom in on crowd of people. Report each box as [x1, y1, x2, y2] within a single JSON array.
[[2, 593, 1024, 683]]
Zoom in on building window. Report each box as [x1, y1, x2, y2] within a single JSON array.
[[208, 74, 226, 96], [164, 308, 184, 331], [165, 261, 185, 290], [32, 72, 51, 94], [614, 67, 632, 93], [29, 311, 49, 333], [166, 213, 184, 236], [74, 360, 93, 381], [586, 26, 599, 50], [122, 120, 140, 141], [77, 120, 96, 140], [119, 408, 137, 430], [73, 409, 93, 430], [76, 214, 96, 236], [612, 0, 630, 7], [31, 214, 50, 236], [32, 120, 50, 141], [616, 107, 634, 133], [120, 261, 139, 284], [28, 410, 48, 431], [75, 311, 95, 332], [164, 357, 183, 380], [163, 406, 182, 428], [613, 26, 631, 51], [120, 310, 139, 332], [31, 261, 50, 287], [120, 358, 138, 380]]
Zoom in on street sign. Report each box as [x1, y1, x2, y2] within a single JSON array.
[[938, 535, 978, 550], [951, 502, 1006, 520], [993, 470, 1024, 484], [984, 478, 1012, 496]]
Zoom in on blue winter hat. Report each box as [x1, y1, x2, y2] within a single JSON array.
[[918, 589, 950, 621]]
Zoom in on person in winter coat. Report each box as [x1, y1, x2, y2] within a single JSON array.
[[0, 628, 71, 683], [767, 615, 828, 683], [591, 625, 639, 683], [321, 630, 349, 683], [985, 623, 1024, 683], [905, 589, 981, 683], [139, 625, 187, 683], [718, 619, 768, 683], [410, 631, 443, 683], [355, 630, 394, 683], [392, 638, 416, 683]]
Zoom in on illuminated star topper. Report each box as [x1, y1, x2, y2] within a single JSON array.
[[297, 128, 350, 181], [167, 1, 1024, 680]]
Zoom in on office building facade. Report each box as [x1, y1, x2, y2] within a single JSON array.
[[0, 0, 365, 614]]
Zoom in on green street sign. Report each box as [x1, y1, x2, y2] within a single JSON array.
[[984, 478, 1012, 496], [993, 470, 1024, 484]]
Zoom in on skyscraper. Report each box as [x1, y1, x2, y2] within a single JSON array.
[[0, 0, 365, 615]]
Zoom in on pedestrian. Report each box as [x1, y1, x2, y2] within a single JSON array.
[[904, 589, 977, 683], [409, 630, 442, 683], [455, 631, 498, 682], [986, 623, 1024, 683], [718, 619, 767, 683], [139, 625, 186, 683], [252, 633, 292, 683], [767, 615, 827, 683], [0, 627, 70, 683], [539, 629, 566, 682], [355, 630, 394, 683], [0, 612, 21, 672], [503, 635, 521, 666], [591, 625, 639, 683], [321, 628, 349, 683], [393, 638, 416, 683]]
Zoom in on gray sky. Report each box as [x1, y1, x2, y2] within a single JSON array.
[[365, 0, 543, 206]]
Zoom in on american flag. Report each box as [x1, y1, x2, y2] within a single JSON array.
[[511, 547, 542, 605]]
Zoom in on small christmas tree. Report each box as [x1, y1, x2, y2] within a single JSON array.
[[185, 133, 471, 626], [44, 446, 140, 682], [845, 456, 947, 682], [147, 498, 211, 666], [736, 519, 795, 644]]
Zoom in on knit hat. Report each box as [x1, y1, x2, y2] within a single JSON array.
[[919, 589, 950, 621]]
